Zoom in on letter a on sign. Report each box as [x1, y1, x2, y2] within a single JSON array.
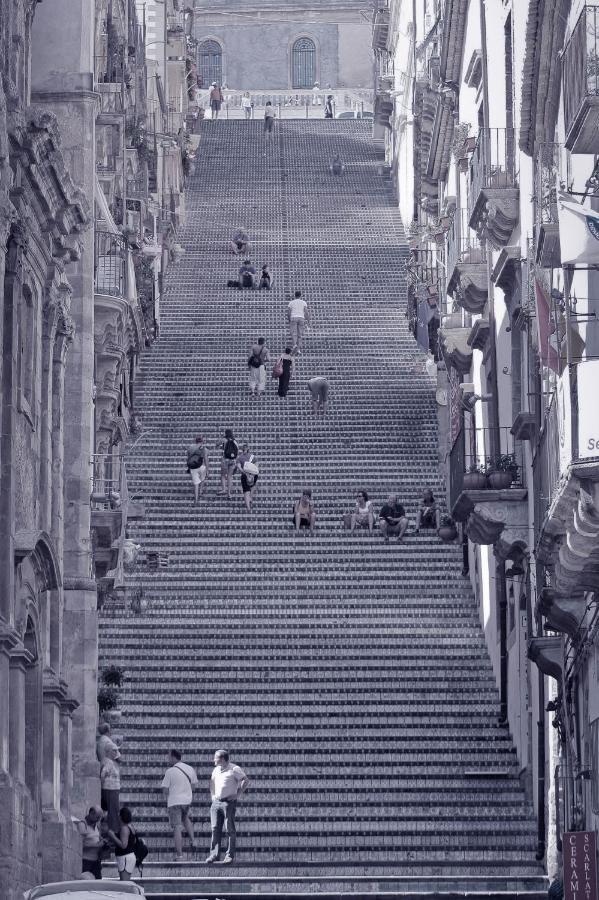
[[564, 831, 598, 900]]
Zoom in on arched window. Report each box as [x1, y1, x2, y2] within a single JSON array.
[[292, 38, 316, 89], [198, 40, 222, 88]]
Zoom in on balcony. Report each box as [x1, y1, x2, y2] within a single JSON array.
[[373, 3, 390, 52], [374, 86, 393, 129], [446, 208, 488, 315], [563, 5, 599, 152], [95, 230, 127, 298], [450, 425, 528, 558], [534, 369, 599, 594], [535, 143, 561, 268], [468, 128, 519, 249]]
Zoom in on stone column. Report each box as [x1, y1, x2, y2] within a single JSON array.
[[41, 675, 63, 817], [0, 629, 19, 775], [31, 0, 99, 817], [8, 652, 26, 783]]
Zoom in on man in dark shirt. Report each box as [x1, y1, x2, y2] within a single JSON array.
[[238, 259, 256, 288], [379, 493, 409, 543]]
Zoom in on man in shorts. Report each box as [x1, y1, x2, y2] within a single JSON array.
[[307, 376, 329, 414], [209, 82, 223, 119], [161, 749, 199, 861]]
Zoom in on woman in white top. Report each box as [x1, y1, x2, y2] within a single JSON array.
[[351, 490, 375, 533], [241, 91, 252, 119]]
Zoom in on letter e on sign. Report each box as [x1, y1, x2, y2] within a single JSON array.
[[564, 831, 598, 900]]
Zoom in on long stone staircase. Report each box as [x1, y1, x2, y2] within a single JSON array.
[[98, 120, 546, 898]]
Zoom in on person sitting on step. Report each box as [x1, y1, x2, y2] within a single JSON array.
[[293, 488, 315, 535], [238, 259, 256, 289], [329, 153, 345, 176], [414, 488, 441, 534], [350, 490, 375, 534], [258, 264, 272, 290], [379, 493, 409, 543], [230, 228, 250, 255]]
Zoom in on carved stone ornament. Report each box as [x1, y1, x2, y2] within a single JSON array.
[[528, 635, 563, 682], [537, 588, 587, 639], [439, 325, 473, 374]]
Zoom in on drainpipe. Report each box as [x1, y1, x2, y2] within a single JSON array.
[[532, 563, 546, 860], [479, 0, 508, 726]]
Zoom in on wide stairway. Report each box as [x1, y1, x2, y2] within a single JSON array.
[[98, 120, 546, 898]]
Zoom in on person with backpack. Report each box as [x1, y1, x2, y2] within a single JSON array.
[[248, 337, 269, 396], [186, 435, 208, 503], [219, 429, 239, 499], [161, 749, 199, 861], [236, 445, 259, 512], [107, 806, 138, 880]]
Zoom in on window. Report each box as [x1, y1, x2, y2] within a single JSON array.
[[198, 40, 222, 88], [292, 38, 316, 89]]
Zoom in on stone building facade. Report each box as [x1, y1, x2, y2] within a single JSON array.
[[0, 0, 195, 896], [194, 0, 373, 90], [376, 0, 599, 884]]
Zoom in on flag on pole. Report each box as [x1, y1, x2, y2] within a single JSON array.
[[534, 279, 560, 373], [557, 191, 599, 265]]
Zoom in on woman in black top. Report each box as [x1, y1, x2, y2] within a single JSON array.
[[108, 806, 136, 880], [277, 347, 294, 398]]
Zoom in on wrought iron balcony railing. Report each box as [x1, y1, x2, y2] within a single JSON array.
[[95, 230, 127, 298]]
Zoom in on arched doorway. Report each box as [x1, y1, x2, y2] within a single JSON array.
[[197, 40, 222, 87], [291, 38, 316, 89]]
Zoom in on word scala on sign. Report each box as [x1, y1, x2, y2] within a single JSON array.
[[563, 831, 598, 900]]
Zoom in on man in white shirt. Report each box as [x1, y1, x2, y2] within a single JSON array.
[[205, 749, 250, 864], [287, 290, 310, 354], [161, 749, 199, 861]]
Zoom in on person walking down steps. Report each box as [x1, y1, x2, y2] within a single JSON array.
[[248, 337, 269, 397], [205, 749, 250, 865], [287, 290, 310, 354]]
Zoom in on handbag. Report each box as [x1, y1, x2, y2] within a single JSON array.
[[272, 358, 283, 378]]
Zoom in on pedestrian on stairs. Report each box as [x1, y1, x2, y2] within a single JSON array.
[[287, 290, 310, 353], [258, 264, 272, 289], [99, 744, 121, 833], [219, 429, 239, 499], [205, 749, 250, 865], [329, 153, 345, 176], [186, 435, 208, 503], [161, 749, 199, 861], [263, 101, 276, 140], [294, 488, 315, 534], [236, 446, 259, 512], [379, 494, 409, 543], [230, 228, 250, 255], [209, 82, 223, 119], [307, 376, 329, 413], [238, 258, 256, 289], [248, 337, 269, 396], [276, 347, 294, 397]]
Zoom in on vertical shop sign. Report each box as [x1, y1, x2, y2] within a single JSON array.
[[564, 831, 598, 900]]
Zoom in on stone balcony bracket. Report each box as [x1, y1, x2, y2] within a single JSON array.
[[511, 411, 536, 442], [528, 635, 563, 682], [467, 318, 490, 352], [452, 488, 528, 558], [470, 189, 520, 250], [453, 264, 488, 315], [537, 588, 588, 639], [439, 325, 473, 375]]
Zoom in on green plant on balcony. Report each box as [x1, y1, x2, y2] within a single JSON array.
[[102, 665, 125, 688], [463, 462, 487, 490], [486, 453, 518, 489], [438, 515, 458, 542], [97, 685, 119, 713]]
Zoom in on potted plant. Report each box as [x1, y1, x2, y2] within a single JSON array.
[[463, 462, 487, 490], [97, 685, 119, 714], [438, 515, 458, 542], [487, 453, 518, 489], [102, 665, 125, 689]]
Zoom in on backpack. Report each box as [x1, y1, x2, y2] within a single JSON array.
[[224, 438, 238, 460], [187, 447, 204, 469], [241, 271, 254, 287], [133, 834, 149, 870], [248, 350, 263, 368]]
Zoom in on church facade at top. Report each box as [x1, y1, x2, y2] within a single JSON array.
[[193, 0, 373, 91]]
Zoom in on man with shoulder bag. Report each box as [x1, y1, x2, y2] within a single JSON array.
[[186, 435, 208, 504], [161, 748, 199, 861]]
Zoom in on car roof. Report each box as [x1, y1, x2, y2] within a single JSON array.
[[24, 882, 145, 899]]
